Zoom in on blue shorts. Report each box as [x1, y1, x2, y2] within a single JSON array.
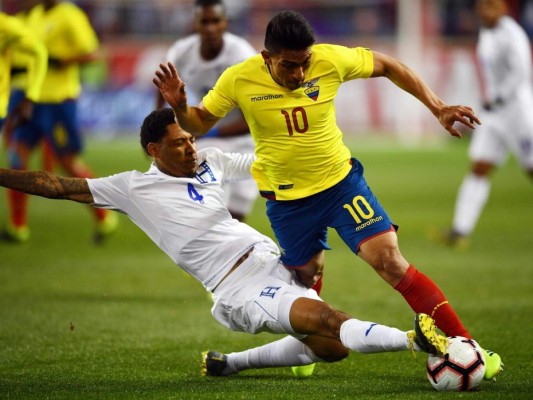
[[1, 89, 26, 130], [7, 89, 26, 114], [266, 158, 397, 267], [13, 100, 82, 155]]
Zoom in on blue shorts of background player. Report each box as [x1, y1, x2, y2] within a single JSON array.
[[7, 89, 26, 114], [12, 100, 83, 156], [0, 89, 26, 131], [266, 158, 397, 267]]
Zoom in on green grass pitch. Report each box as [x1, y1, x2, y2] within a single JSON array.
[[1, 136, 532, 399]]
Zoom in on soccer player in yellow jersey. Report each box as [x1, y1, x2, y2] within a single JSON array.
[[154, 11, 502, 380], [2, 0, 117, 244], [3, 5, 55, 171], [0, 12, 47, 129]]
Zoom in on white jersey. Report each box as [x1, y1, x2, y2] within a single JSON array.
[[165, 32, 257, 126], [477, 15, 533, 104], [87, 148, 264, 291]]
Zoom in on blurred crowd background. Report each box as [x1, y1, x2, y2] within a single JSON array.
[[3, 0, 533, 141]]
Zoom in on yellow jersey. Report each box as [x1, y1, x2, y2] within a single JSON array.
[[25, 2, 99, 103], [0, 12, 47, 118], [9, 11, 33, 91], [203, 44, 373, 200]]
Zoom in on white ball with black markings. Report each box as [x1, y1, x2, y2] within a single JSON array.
[[426, 336, 486, 391]]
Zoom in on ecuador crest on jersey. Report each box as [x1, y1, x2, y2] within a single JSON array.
[[301, 77, 320, 101]]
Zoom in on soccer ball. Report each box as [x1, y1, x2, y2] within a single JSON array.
[[426, 336, 486, 391]]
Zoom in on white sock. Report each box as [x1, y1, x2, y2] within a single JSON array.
[[224, 336, 321, 375], [339, 319, 408, 353], [452, 173, 490, 236]]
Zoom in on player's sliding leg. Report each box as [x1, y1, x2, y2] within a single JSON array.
[[203, 336, 326, 377], [202, 301, 448, 376]]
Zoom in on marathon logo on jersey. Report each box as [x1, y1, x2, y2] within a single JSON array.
[[260, 286, 281, 298], [195, 161, 217, 184], [301, 77, 320, 101], [278, 184, 293, 190], [250, 94, 284, 102]]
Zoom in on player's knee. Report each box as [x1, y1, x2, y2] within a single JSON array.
[[375, 248, 405, 273], [382, 255, 407, 274], [372, 250, 408, 286], [471, 161, 493, 176], [320, 307, 350, 337]]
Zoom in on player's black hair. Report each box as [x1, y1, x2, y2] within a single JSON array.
[[195, 0, 225, 10], [140, 108, 177, 155], [264, 11, 315, 55]]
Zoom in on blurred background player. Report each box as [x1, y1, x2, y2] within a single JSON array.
[[3, 1, 56, 173], [0, 11, 47, 136], [156, 0, 257, 222], [442, 0, 533, 248], [2, 0, 118, 244]]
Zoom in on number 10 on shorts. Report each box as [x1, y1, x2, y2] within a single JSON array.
[[343, 195, 374, 223]]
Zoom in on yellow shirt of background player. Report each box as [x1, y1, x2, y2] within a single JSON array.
[[203, 44, 374, 200], [26, 2, 99, 103], [9, 11, 31, 92], [0, 13, 47, 118]]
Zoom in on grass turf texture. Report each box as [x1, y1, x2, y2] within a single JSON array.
[[1, 136, 532, 399]]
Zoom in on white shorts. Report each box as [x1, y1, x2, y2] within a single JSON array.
[[470, 97, 533, 169], [211, 239, 321, 336], [196, 135, 258, 215]]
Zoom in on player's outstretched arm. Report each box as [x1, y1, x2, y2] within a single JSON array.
[[0, 169, 93, 204], [153, 62, 220, 135], [370, 51, 481, 138]]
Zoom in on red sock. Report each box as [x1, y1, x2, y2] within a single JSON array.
[[394, 265, 471, 338], [8, 189, 28, 227], [94, 208, 107, 222], [311, 275, 323, 295], [42, 141, 56, 172]]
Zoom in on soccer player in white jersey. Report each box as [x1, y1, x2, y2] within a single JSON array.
[[443, 0, 533, 247], [0, 108, 449, 378], [156, 0, 258, 222]]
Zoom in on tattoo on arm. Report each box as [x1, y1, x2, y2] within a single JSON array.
[[0, 169, 94, 204]]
